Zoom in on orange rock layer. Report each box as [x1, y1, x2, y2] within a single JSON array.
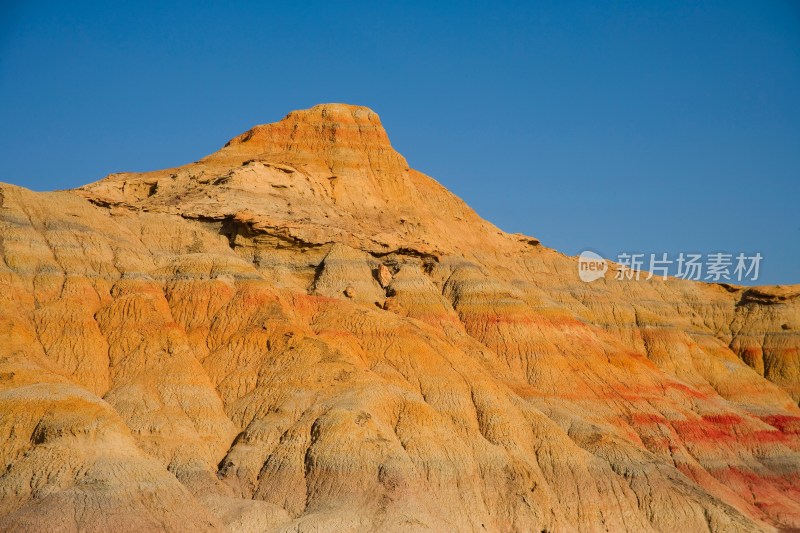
[[0, 104, 798, 532]]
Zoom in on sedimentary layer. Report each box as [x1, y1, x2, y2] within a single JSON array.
[[1, 104, 798, 532]]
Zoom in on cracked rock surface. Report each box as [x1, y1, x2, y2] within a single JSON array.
[[1, 104, 799, 532]]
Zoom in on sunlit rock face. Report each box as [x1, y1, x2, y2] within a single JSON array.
[[1, 103, 799, 532]]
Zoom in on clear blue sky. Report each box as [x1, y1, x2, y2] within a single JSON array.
[[1, 1, 798, 285]]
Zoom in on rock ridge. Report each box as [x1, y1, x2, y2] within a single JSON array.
[[0, 104, 799, 532]]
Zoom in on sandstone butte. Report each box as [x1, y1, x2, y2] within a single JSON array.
[[0, 103, 799, 533]]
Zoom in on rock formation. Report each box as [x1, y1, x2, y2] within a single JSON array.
[[0, 103, 798, 532]]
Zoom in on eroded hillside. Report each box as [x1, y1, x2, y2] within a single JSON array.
[[1, 104, 799, 532]]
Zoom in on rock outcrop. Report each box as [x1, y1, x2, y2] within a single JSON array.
[[1, 104, 798, 532]]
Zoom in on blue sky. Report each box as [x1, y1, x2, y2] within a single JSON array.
[[1, 1, 798, 284]]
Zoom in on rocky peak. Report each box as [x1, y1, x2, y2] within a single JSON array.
[[214, 103, 409, 177], [76, 104, 516, 259]]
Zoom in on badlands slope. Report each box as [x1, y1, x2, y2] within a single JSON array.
[[0, 104, 799, 532]]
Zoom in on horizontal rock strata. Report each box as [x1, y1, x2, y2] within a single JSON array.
[[0, 104, 798, 532]]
